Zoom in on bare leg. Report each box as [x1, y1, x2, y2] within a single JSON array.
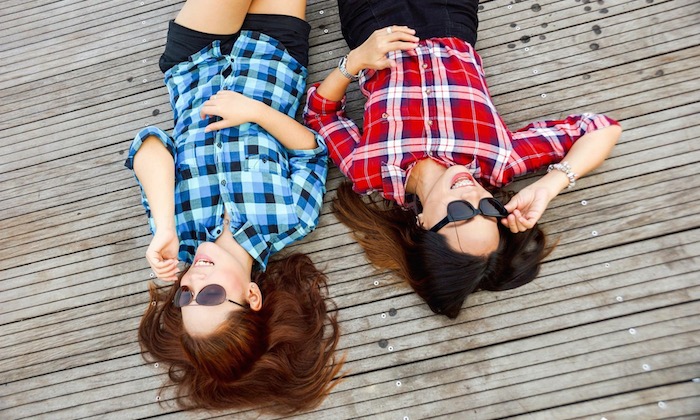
[[174, 0, 254, 35], [248, 0, 306, 20], [175, 0, 307, 36]]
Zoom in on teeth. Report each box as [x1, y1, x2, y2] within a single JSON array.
[[451, 178, 474, 189], [194, 259, 214, 267]]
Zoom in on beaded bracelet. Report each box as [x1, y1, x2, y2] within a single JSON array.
[[547, 161, 577, 189]]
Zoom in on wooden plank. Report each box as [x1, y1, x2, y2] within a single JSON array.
[[508, 382, 700, 419], [1, 0, 698, 418], [0, 1, 173, 49]]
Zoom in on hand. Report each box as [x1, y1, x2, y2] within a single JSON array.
[[501, 187, 551, 233], [347, 26, 419, 73], [146, 227, 180, 281], [200, 90, 259, 133]]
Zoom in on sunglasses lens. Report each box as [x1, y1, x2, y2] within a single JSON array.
[[174, 286, 193, 308], [448, 201, 477, 221], [481, 198, 508, 217], [197, 284, 227, 306]]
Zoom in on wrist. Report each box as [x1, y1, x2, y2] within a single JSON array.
[[248, 98, 266, 125], [154, 216, 176, 231], [537, 171, 569, 200], [344, 50, 363, 78]]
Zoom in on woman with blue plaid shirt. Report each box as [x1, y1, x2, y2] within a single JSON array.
[[124, 0, 343, 414]]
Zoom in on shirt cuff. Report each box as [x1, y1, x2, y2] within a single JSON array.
[[306, 83, 346, 114], [287, 129, 328, 159], [124, 126, 176, 170]]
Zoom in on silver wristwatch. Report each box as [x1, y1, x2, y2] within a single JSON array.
[[338, 54, 361, 81]]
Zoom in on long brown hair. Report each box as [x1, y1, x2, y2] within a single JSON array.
[[138, 253, 344, 415], [333, 182, 551, 319]]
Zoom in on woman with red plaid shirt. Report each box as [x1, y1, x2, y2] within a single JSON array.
[[304, 0, 622, 318]]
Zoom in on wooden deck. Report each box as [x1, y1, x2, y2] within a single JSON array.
[[1, 0, 699, 418]]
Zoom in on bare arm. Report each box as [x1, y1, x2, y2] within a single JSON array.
[[200, 90, 318, 150], [133, 136, 180, 280], [315, 26, 419, 102], [502, 124, 623, 232]]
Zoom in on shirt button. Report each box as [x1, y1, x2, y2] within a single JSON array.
[[220, 180, 227, 186], [425, 88, 432, 95], [427, 120, 433, 126], [216, 142, 222, 148], [382, 112, 389, 119], [422, 63, 428, 69]]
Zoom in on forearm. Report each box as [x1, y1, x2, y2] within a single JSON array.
[[536, 124, 622, 199], [133, 136, 176, 230], [314, 50, 358, 102], [252, 102, 319, 150]]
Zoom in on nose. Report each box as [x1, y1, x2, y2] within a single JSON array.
[[459, 191, 482, 205], [183, 268, 209, 285]]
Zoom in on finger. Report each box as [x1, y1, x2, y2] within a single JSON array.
[[374, 57, 396, 70], [204, 120, 230, 133], [519, 214, 535, 229], [385, 40, 420, 53], [393, 26, 416, 35], [158, 267, 180, 280], [200, 104, 219, 120], [513, 210, 529, 231], [147, 253, 177, 270], [515, 217, 529, 232], [521, 210, 541, 227], [505, 214, 519, 233], [161, 259, 179, 268], [153, 260, 177, 274], [386, 31, 420, 42], [146, 253, 165, 268], [382, 26, 417, 36]]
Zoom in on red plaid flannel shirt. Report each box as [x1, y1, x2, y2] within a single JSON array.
[[304, 37, 618, 206]]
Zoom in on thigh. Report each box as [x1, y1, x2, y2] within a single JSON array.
[[248, 0, 306, 20], [174, 0, 253, 34]]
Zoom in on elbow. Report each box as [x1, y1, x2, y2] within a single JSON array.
[[609, 124, 623, 148]]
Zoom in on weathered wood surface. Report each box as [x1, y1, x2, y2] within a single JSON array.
[[1, 0, 699, 418]]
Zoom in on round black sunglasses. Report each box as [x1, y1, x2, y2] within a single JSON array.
[[429, 198, 508, 232], [173, 284, 246, 309]]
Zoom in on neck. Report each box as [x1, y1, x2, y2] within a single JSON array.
[[215, 226, 255, 275], [406, 159, 447, 203]]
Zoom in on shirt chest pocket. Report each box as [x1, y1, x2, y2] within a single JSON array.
[[243, 154, 287, 177]]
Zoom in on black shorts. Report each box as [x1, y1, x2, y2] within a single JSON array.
[[338, 0, 479, 49], [159, 14, 311, 73]]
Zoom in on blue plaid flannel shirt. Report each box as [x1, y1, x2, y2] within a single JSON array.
[[125, 31, 328, 271]]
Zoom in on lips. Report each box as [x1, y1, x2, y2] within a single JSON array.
[[193, 254, 215, 267], [450, 172, 475, 189]]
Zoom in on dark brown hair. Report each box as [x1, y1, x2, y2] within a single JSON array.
[[333, 182, 551, 319], [138, 253, 344, 415]]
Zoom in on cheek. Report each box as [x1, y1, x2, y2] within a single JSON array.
[[210, 270, 243, 295]]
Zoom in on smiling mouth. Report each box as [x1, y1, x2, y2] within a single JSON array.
[[193, 259, 214, 267], [451, 174, 475, 189]]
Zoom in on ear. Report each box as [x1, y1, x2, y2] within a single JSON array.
[[416, 213, 424, 228], [246, 282, 263, 311]]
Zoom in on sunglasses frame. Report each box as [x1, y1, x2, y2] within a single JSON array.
[[429, 198, 508, 232], [173, 284, 246, 309]]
